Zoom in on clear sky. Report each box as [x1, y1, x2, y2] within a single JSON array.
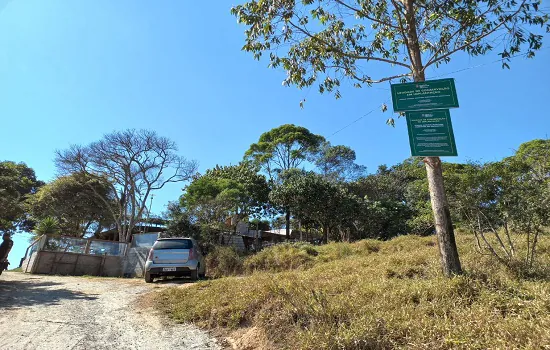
[[1, 1, 549, 266]]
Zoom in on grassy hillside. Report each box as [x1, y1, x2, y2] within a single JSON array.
[[154, 235, 550, 349]]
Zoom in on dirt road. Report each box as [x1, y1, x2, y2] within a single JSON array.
[[0, 272, 221, 350]]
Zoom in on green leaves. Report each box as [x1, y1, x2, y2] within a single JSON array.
[[232, 0, 549, 98], [245, 124, 325, 179], [180, 162, 271, 231], [27, 173, 115, 238], [0, 161, 43, 233]]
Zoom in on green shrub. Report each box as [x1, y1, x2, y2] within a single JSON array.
[[205, 246, 244, 278], [244, 243, 317, 273]]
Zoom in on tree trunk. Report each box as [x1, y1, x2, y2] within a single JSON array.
[[424, 157, 462, 276], [285, 208, 291, 241], [405, 0, 462, 277], [322, 225, 328, 244]]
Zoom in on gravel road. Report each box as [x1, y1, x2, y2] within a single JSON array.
[[0, 272, 221, 350]]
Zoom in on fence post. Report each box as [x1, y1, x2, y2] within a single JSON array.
[[84, 239, 92, 255]]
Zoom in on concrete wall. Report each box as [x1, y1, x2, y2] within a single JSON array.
[[123, 247, 150, 278], [29, 251, 123, 277], [22, 252, 38, 273]]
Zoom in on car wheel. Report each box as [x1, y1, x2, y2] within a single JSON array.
[[144, 272, 154, 283], [190, 268, 199, 281]]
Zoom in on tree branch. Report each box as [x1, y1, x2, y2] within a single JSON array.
[[287, 21, 410, 68]]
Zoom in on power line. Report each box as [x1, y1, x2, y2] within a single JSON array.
[[428, 47, 550, 79]]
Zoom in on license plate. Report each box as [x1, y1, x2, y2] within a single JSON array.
[[162, 267, 177, 272]]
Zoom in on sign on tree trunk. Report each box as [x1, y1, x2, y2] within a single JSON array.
[[406, 109, 458, 157]]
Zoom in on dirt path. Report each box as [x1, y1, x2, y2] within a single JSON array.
[[0, 272, 221, 350]]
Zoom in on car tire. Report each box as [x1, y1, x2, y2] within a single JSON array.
[[144, 272, 154, 283], [190, 268, 199, 281]]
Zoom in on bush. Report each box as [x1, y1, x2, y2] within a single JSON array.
[[205, 246, 244, 278], [244, 243, 317, 273]]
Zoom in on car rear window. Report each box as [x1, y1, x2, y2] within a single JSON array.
[[153, 239, 193, 250]]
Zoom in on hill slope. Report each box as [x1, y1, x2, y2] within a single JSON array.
[[154, 235, 550, 349]]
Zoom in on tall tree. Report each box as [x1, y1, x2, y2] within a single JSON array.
[[27, 173, 116, 238], [231, 0, 548, 276], [245, 124, 325, 238], [55, 129, 198, 242], [0, 161, 44, 233], [315, 142, 366, 181]]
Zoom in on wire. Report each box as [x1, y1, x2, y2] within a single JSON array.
[[428, 46, 550, 79], [328, 103, 387, 138], [328, 47, 549, 138]]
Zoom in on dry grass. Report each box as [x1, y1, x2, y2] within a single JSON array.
[[154, 234, 550, 349]]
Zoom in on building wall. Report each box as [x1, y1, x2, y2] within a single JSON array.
[[221, 234, 246, 251]]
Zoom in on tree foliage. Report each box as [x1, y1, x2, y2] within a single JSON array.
[[315, 141, 366, 181], [270, 170, 360, 243], [232, 0, 548, 98], [245, 124, 325, 179], [27, 173, 116, 238], [0, 161, 43, 233], [55, 129, 197, 242], [182, 162, 271, 230], [446, 144, 550, 271]]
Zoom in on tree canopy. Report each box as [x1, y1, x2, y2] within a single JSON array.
[[245, 124, 325, 179], [232, 0, 548, 97], [0, 161, 43, 233], [55, 129, 198, 242], [27, 173, 116, 238]]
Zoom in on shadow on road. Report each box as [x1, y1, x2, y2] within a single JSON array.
[[152, 276, 196, 285], [0, 278, 98, 309]]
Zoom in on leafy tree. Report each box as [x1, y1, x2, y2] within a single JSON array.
[[355, 200, 411, 240], [315, 142, 366, 181], [245, 124, 325, 238], [447, 153, 550, 271], [27, 173, 116, 238], [270, 170, 360, 243], [232, 0, 549, 276], [0, 161, 44, 233], [245, 124, 325, 179], [515, 139, 550, 181], [164, 201, 205, 242], [55, 129, 197, 242], [181, 162, 271, 231]]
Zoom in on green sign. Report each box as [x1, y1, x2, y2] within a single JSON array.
[[391, 78, 459, 112], [406, 109, 457, 157]]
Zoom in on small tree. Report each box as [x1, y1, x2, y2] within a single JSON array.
[[55, 129, 197, 242], [232, 0, 549, 276]]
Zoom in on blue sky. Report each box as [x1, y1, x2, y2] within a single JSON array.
[[1, 1, 549, 266]]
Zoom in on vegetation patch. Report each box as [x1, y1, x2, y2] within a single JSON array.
[[205, 246, 244, 278], [155, 234, 550, 350]]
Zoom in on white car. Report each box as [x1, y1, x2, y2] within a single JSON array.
[[144, 238, 206, 283]]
